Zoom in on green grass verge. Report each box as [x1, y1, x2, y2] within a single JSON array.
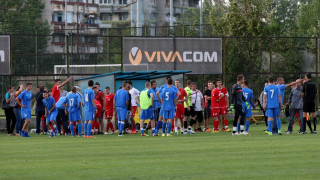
[[0, 125, 319, 180]]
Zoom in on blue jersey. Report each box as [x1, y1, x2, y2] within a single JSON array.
[[149, 87, 161, 108], [18, 90, 33, 111], [161, 87, 177, 111], [242, 88, 254, 107], [64, 93, 80, 113], [159, 84, 178, 94], [42, 97, 57, 114], [56, 97, 66, 110], [264, 85, 281, 108], [83, 88, 95, 112], [115, 89, 129, 108], [277, 84, 286, 103]]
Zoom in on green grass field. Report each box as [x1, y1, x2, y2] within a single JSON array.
[[0, 125, 319, 180]]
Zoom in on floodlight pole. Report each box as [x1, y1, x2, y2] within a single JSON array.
[[170, 0, 174, 33]]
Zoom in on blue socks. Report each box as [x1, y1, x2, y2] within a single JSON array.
[[84, 123, 88, 136], [167, 122, 172, 134], [237, 122, 240, 132], [152, 128, 155, 134], [78, 123, 82, 136], [276, 117, 281, 130], [118, 121, 124, 134], [162, 123, 167, 134], [155, 121, 162, 134], [70, 123, 74, 136], [245, 121, 250, 132], [268, 121, 272, 132], [87, 123, 92, 136], [141, 128, 144, 135]]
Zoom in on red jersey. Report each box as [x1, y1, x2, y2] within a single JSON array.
[[211, 88, 220, 109], [95, 90, 105, 107], [105, 93, 114, 110], [217, 87, 228, 108], [177, 88, 187, 107], [52, 85, 60, 102]]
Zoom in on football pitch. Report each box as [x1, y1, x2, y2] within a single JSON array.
[[0, 125, 319, 180]]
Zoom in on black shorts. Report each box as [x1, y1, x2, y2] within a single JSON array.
[[185, 106, 196, 117], [204, 107, 211, 119], [196, 111, 203, 123], [303, 101, 315, 113]]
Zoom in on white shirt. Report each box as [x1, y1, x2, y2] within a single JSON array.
[[129, 87, 140, 106], [191, 90, 203, 111]]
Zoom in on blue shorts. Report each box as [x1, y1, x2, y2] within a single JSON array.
[[69, 111, 78, 122], [116, 107, 127, 121], [85, 110, 95, 121], [46, 111, 58, 123], [242, 104, 252, 118], [159, 107, 164, 117], [266, 108, 280, 118], [163, 110, 175, 119], [76, 109, 81, 120], [21, 109, 31, 119], [140, 107, 154, 120]]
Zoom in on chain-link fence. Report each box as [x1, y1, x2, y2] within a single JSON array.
[[1, 25, 319, 106]]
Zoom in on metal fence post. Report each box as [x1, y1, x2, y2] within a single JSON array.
[[222, 37, 226, 84], [35, 30, 38, 88], [316, 38, 319, 111], [269, 38, 273, 76], [66, 34, 70, 91]]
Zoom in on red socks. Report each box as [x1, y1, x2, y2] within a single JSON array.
[[213, 120, 219, 131], [224, 119, 229, 129]]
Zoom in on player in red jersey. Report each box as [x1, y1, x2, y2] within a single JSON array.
[[211, 82, 221, 133], [52, 78, 71, 103], [216, 79, 230, 132], [174, 80, 187, 134], [92, 98, 102, 135], [104, 86, 115, 134]]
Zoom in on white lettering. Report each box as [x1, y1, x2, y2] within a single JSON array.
[[204, 52, 217, 62], [0, 50, 4, 62], [183, 51, 192, 62], [193, 52, 203, 62]]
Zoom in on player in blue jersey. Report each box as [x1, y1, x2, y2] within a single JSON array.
[[271, 77, 304, 134], [160, 78, 178, 137], [155, 76, 179, 135], [135, 82, 154, 136], [263, 77, 283, 135], [242, 81, 255, 135], [16, 83, 33, 137], [114, 81, 129, 136], [42, 91, 58, 137], [64, 87, 82, 137], [83, 80, 97, 138]]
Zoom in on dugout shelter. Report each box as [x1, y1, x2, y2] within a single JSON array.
[[76, 70, 191, 94]]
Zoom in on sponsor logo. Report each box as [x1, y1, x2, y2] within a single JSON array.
[[129, 47, 142, 65], [128, 47, 218, 65], [0, 50, 4, 62]]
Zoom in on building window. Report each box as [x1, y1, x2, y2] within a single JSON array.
[[119, 13, 128, 20], [119, 0, 127, 5], [101, 14, 112, 21], [52, 12, 64, 22], [53, 35, 65, 43], [100, 0, 113, 4]]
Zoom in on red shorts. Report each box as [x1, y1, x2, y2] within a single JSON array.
[[130, 106, 137, 117], [211, 107, 227, 117], [175, 105, 185, 119], [294, 111, 298, 117], [95, 108, 102, 118], [105, 109, 113, 119]]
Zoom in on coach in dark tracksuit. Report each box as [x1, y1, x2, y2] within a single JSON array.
[[231, 75, 246, 135], [35, 86, 47, 134]]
